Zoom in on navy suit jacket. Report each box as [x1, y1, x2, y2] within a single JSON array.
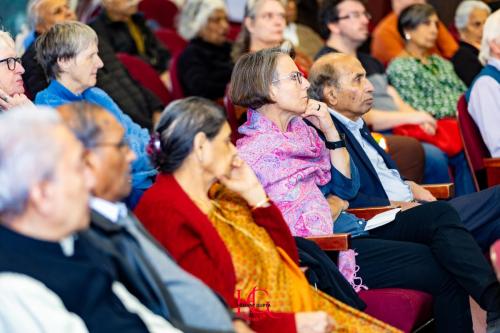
[[325, 116, 399, 208]]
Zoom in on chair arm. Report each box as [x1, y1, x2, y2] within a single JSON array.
[[422, 183, 454, 199], [346, 205, 397, 220], [305, 233, 351, 251], [484, 157, 500, 187]]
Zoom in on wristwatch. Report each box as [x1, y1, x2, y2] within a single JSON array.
[[325, 134, 346, 150]]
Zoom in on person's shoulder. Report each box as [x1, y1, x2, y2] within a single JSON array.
[[373, 12, 397, 35], [357, 52, 384, 74]]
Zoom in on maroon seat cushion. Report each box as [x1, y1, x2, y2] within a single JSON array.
[[359, 288, 433, 333]]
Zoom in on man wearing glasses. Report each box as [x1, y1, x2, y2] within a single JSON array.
[[0, 30, 33, 111]]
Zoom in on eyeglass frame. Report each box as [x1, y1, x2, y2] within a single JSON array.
[[0, 57, 22, 71], [272, 71, 304, 85], [335, 11, 372, 22]]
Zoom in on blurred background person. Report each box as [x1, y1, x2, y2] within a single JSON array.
[[283, 0, 324, 60], [371, 0, 458, 65], [386, 3, 474, 196], [451, 0, 491, 86], [89, 0, 171, 86], [467, 9, 500, 158], [176, 0, 233, 101]]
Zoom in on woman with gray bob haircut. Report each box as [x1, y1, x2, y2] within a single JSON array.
[[176, 0, 233, 100], [34, 21, 157, 209]]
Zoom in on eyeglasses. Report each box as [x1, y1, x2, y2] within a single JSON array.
[[272, 71, 304, 85], [0, 57, 22, 71], [93, 136, 130, 150], [336, 11, 371, 21]]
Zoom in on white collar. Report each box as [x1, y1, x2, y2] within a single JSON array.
[[328, 107, 364, 132], [89, 196, 128, 224]]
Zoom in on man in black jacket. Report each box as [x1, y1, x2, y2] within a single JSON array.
[[22, 0, 163, 130], [89, 0, 171, 81]]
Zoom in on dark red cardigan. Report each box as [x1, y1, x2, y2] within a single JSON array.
[[134, 173, 299, 332]]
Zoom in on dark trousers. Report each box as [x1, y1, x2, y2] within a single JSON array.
[[352, 201, 500, 332], [448, 185, 500, 251]]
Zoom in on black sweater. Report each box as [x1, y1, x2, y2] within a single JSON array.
[[451, 41, 483, 87], [177, 38, 233, 100]]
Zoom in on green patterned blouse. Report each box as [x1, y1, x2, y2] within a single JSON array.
[[387, 55, 466, 119]]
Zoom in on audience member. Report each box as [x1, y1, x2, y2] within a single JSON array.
[[283, 0, 324, 60], [233, 46, 500, 332], [371, 0, 458, 65], [316, 0, 449, 185], [467, 9, 500, 157], [89, 0, 171, 84], [386, 3, 474, 195], [231, 0, 311, 72], [309, 52, 500, 252], [0, 106, 180, 333], [22, 0, 164, 130], [58, 101, 240, 333], [0, 31, 33, 111], [34, 22, 156, 208], [135, 96, 399, 333], [452, 0, 491, 86], [176, 0, 233, 100]]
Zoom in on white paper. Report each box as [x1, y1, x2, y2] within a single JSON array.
[[364, 208, 401, 231]]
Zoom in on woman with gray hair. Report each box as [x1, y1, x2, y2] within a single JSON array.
[[451, 0, 491, 86], [0, 31, 33, 111], [176, 0, 232, 100], [466, 9, 500, 158], [34, 21, 156, 208]]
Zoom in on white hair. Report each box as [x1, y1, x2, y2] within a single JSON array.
[[455, 0, 491, 30], [0, 31, 15, 52], [177, 0, 227, 40], [479, 9, 500, 64], [0, 106, 63, 219]]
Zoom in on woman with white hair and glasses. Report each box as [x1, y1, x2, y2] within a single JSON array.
[[176, 0, 233, 100], [451, 0, 491, 86], [466, 9, 500, 158], [0, 31, 33, 111], [34, 21, 156, 208]]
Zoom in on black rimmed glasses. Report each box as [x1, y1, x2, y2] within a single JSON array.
[[272, 71, 304, 85], [0, 57, 22, 71], [336, 11, 372, 21]]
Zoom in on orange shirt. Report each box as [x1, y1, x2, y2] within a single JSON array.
[[371, 12, 458, 66]]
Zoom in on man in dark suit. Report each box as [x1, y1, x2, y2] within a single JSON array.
[[58, 102, 249, 333], [308, 51, 500, 253]]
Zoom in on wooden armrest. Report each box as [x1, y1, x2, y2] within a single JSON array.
[[422, 183, 454, 199], [346, 205, 397, 220], [484, 158, 500, 187], [305, 233, 351, 251]]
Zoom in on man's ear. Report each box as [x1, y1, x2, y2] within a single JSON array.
[[28, 180, 54, 218], [324, 85, 339, 107], [489, 39, 500, 57]]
